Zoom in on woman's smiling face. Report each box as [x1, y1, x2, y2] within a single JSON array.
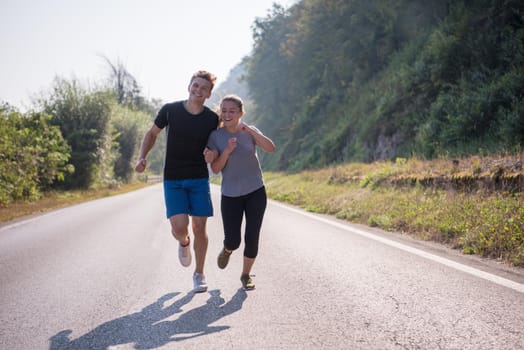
[[220, 100, 243, 129]]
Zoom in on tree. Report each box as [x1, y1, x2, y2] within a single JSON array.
[[39, 78, 113, 189], [244, 0, 524, 170], [110, 104, 153, 182], [100, 55, 145, 109]]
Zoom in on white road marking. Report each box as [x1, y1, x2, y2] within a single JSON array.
[[271, 200, 524, 294]]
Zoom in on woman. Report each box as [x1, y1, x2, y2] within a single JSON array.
[[207, 94, 276, 290]]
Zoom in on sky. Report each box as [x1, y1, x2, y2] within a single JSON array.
[[0, 0, 296, 111]]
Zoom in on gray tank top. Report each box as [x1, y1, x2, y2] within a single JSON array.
[[207, 127, 264, 197]]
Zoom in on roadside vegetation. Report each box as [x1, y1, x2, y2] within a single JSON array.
[[244, 1, 524, 171], [0, 180, 153, 223], [3, 153, 522, 268], [0, 57, 165, 206], [264, 154, 524, 267]]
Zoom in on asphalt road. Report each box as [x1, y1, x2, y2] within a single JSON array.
[[1, 183, 523, 350]]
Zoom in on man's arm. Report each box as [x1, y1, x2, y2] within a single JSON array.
[[135, 124, 162, 173]]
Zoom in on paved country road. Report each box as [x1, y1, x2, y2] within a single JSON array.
[[1, 183, 523, 350]]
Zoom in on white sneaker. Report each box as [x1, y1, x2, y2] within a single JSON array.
[[193, 272, 208, 293], [178, 240, 191, 267]]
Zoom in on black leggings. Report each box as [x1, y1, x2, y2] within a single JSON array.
[[220, 186, 267, 259]]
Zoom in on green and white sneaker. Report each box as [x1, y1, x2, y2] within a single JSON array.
[[217, 247, 232, 269], [240, 274, 255, 290]]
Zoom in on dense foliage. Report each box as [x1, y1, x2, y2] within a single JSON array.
[[244, 0, 524, 171], [0, 59, 165, 204], [0, 105, 72, 203], [39, 78, 114, 189]]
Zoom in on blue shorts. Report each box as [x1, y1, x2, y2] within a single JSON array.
[[163, 178, 213, 218]]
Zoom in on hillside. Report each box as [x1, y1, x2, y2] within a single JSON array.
[[215, 0, 524, 172]]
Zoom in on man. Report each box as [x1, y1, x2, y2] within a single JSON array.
[[135, 70, 219, 293]]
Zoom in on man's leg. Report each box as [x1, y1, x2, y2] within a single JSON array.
[[169, 214, 190, 245], [169, 214, 192, 267], [191, 216, 208, 274]]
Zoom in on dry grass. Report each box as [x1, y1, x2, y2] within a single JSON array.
[[0, 181, 155, 223], [264, 154, 524, 267], [3, 154, 523, 266]]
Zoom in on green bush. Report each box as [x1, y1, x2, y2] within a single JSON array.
[[0, 106, 72, 204]]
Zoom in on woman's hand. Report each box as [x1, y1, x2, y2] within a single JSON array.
[[237, 122, 250, 133], [225, 137, 238, 154], [203, 147, 218, 163]]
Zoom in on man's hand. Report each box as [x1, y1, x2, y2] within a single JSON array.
[[135, 158, 147, 173]]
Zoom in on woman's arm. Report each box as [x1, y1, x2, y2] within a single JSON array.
[[240, 123, 276, 153], [210, 137, 237, 173]]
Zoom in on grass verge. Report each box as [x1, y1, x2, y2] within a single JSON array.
[[264, 154, 524, 267], [0, 181, 155, 223], [3, 155, 523, 267]]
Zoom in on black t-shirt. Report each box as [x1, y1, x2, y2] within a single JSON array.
[[154, 101, 219, 180]]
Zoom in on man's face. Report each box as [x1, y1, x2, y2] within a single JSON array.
[[188, 77, 212, 101]]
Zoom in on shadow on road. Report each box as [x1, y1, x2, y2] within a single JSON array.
[[49, 288, 247, 349]]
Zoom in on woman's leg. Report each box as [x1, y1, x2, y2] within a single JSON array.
[[242, 187, 267, 276], [220, 194, 244, 251]]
